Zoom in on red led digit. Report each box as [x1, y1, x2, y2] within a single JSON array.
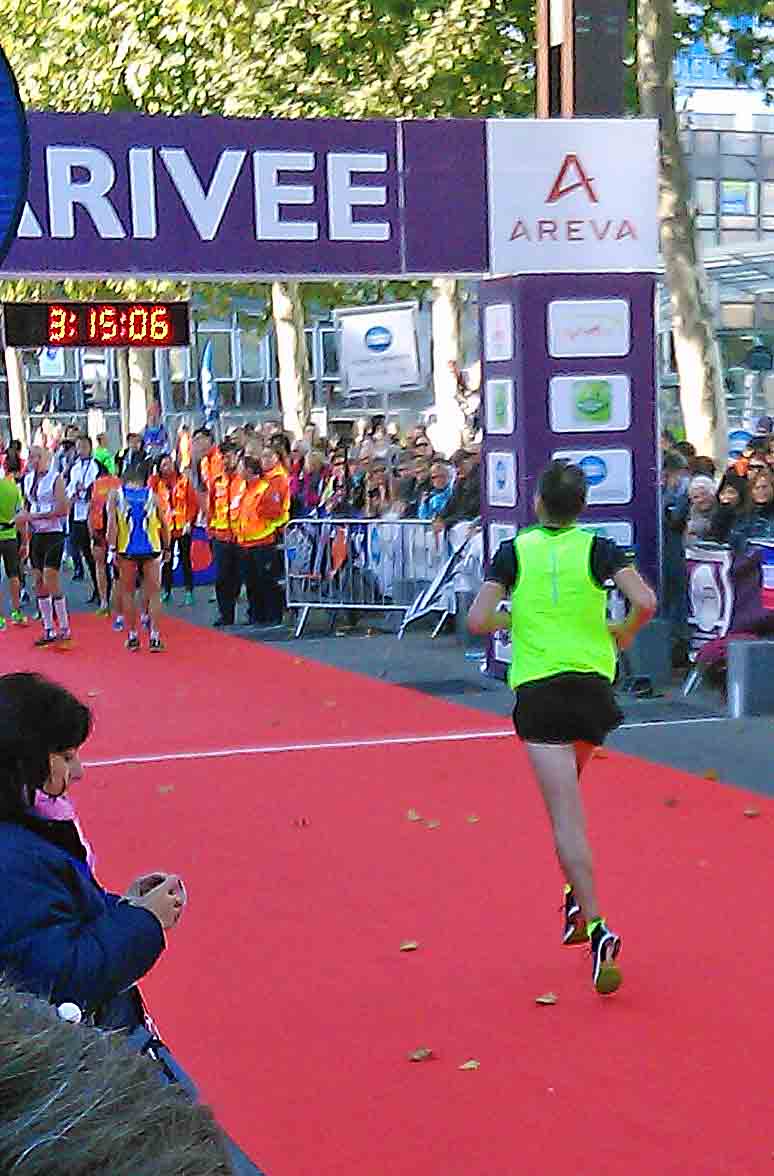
[[128, 306, 148, 343], [48, 305, 67, 344], [99, 305, 118, 342], [150, 306, 171, 343]]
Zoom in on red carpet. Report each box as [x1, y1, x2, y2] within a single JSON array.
[[2, 616, 773, 1175]]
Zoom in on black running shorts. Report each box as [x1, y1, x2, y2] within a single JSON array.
[[0, 538, 20, 579], [512, 672, 623, 746], [29, 531, 66, 572]]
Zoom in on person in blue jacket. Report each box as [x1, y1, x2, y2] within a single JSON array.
[[0, 672, 181, 1030], [0, 672, 265, 1176]]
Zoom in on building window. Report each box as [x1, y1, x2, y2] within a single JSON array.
[[695, 179, 717, 215], [761, 182, 774, 216], [720, 303, 756, 329], [719, 180, 758, 217], [720, 132, 758, 157]]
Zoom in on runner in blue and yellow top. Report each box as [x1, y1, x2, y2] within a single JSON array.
[[467, 460, 657, 996], [106, 461, 170, 653]]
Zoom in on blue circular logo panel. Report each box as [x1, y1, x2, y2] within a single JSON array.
[[0, 47, 28, 269], [579, 455, 608, 486], [365, 325, 392, 352]]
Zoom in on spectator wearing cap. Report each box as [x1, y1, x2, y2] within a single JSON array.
[[433, 445, 481, 534]]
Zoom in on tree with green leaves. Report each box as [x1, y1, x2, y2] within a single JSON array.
[[2, 0, 534, 440]]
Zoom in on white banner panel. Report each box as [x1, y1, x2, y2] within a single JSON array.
[[487, 119, 659, 274], [335, 303, 420, 392]]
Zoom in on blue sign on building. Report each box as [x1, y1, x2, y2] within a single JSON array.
[[0, 47, 28, 269]]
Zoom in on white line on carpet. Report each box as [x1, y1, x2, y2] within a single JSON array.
[[82, 715, 728, 768]]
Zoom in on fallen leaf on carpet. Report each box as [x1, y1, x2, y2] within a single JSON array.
[[425, 819, 441, 829], [292, 817, 310, 828], [467, 814, 480, 824], [406, 809, 422, 822], [743, 808, 761, 818], [87, 690, 100, 698], [158, 784, 174, 794], [408, 1048, 433, 1062], [593, 750, 608, 759], [663, 797, 679, 808], [535, 992, 558, 1005], [399, 940, 419, 952], [704, 770, 719, 781], [458, 1060, 480, 1071]]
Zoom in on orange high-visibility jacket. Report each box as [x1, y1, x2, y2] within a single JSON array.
[[150, 474, 198, 536], [235, 476, 286, 548], [208, 471, 246, 542], [88, 475, 122, 533], [264, 464, 290, 532]]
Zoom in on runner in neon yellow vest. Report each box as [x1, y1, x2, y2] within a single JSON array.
[[468, 460, 656, 996]]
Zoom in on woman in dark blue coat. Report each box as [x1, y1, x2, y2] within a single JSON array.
[[0, 672, 181, 1031], [0, 672, 264, 1176]]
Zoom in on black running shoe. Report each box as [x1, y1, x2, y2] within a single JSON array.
[[34, 631, 57, 648], [562, 885, 587, 946], [149, 635, 165, 653], [125, 634, 140, 652], [589, 921, 622, 995]]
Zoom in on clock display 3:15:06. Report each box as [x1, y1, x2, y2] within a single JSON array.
[[48, 303, 175, 346]]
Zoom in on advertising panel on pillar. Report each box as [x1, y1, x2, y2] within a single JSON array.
[[478, 120, 659, 679]]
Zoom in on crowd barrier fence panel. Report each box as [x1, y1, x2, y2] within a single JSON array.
[[283, 517, 480, 638]]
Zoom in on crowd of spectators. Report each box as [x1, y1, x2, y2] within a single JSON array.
[[661, 415, 774, 661]]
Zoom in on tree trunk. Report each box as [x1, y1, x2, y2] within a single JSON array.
[[638, 0, 727, 463], [116, 348, 131, 445], [128, 348, 154, 435], [272, 280, 312, 439], [431, 279, 466, 457], [4, 347, 29, 450]]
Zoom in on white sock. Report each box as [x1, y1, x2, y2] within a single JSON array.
[[39, 596, 54, 633], [128, 630, 138, 641], [53, 596, 70, 635]]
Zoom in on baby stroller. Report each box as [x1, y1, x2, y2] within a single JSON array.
[[682, 542, 774, 697]]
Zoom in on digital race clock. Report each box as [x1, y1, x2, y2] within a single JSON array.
[[2, 301, 190, 348]]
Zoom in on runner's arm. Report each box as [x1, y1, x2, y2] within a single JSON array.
[[467, 580, 508, 635], [105, 490, 118, 549], [608, 567, 657, 651]]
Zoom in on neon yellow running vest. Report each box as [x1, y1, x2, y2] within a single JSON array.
[[509, 526, 616, 689]]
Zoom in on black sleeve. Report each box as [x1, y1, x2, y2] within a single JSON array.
[[590, 536, 634, 587], [485, 539, 518, 591]]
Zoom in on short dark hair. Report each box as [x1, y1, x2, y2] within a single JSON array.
[[537, 460, 587, 523], [0, 674, 91, 820], [123, 460, 150, 485]]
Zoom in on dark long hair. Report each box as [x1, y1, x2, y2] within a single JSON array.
[[0, 674, 91, 820]]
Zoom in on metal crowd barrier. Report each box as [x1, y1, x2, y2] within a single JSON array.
[[283, 517, 480, 638]]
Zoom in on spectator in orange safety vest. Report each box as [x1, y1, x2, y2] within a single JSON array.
[[88, 469, 122, 615], [152, 456, 199, 606], [235, 451, 288, 629], [208, 441, 246, 628]]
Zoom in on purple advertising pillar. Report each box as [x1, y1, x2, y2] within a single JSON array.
[[479, 272, 659, 677]]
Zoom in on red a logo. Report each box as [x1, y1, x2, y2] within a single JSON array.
[[546, 154, 599, 204]]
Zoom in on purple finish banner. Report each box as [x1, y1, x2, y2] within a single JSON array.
[[3, 111, 489, 280]]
